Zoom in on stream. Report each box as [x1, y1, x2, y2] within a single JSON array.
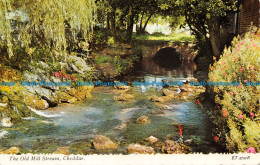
[[0, 57, 222, 154]]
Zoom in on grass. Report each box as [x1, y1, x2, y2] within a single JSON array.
[[133, 32, 194, 42]]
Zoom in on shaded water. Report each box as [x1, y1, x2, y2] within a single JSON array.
[[0, 56, 220, 154]]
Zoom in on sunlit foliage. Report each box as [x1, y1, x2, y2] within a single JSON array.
[[0, 0, 96, 58]]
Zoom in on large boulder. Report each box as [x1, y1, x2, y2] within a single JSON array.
[[93, 135, 118, 151], [24, 94, 49, 110], [68, 56, 91, 72], [136, 116, 151, 125], [162, 89, 177, 97], [32, 87, 58, 107], [150, 95, 164, 102], [146, 136, 159, 144], [127, 144, 155, 154]]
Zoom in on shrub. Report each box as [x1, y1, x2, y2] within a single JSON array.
[[208, 30, 260, 152], [94, 55, 111, 65]]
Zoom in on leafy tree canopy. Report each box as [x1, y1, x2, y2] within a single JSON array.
[[0, 0, 96, 58]]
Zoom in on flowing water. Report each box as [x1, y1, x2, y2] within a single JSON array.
[[0, 57, 222, 154]]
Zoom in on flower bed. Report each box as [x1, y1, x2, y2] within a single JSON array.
[[208, 30, 260, 153]]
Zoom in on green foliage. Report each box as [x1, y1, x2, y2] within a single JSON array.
[[174, 0, 236, 42], [209, 30, 260, 152], [133, 32, 194, 42], [95, 55, 112, 65], [0, 0, 96, 58], [94, 54, 137, 74], [92, 28, 109, 50]]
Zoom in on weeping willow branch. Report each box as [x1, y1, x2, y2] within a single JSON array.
[[0, 0, 96, 58]]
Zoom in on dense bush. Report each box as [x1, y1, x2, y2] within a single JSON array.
[[208, 30, 260, 153]]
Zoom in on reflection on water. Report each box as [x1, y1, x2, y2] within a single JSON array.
[[137, 59, 197, 78]]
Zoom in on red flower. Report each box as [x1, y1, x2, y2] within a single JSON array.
[[196, 99, 200, 104], [247, 147, 256, 153], [178, 124, 183, 136], [217, 106, 220, 110], [222, 109, 228, 118], [220, 68, 223, 71], [214, 136, 219, 141], [238, 85, 242, 88], [239, 68, 243, 72], [72, 75, 77, 81]]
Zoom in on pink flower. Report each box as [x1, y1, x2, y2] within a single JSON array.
[[238, 114, 244, 119], [54, 72, 59, 77], [250, 39, 253, 41], [236, 49, 240, 52], [250, 112, 255, 119], [239, 68, 243, 72], [238, 85, 242, 88], [221, 68, 223, 71], [241, 42, 245, 45], [237, 44, 241, 48], [251, 66, 255, 70], [246, 46, 249, 49], [247, 147, 256, 153], [230, 92, 234, 95], [244, 80, 248, 83]]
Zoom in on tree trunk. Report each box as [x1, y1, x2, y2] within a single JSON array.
[[126, 6, 134, 42], [106, 11, 110, 30], [139, 11, 144, 31], [141, 13, 153, 33], [110, 4, 116, 36], [208, 16, 222, 57], [111, 10, 116, 36]]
